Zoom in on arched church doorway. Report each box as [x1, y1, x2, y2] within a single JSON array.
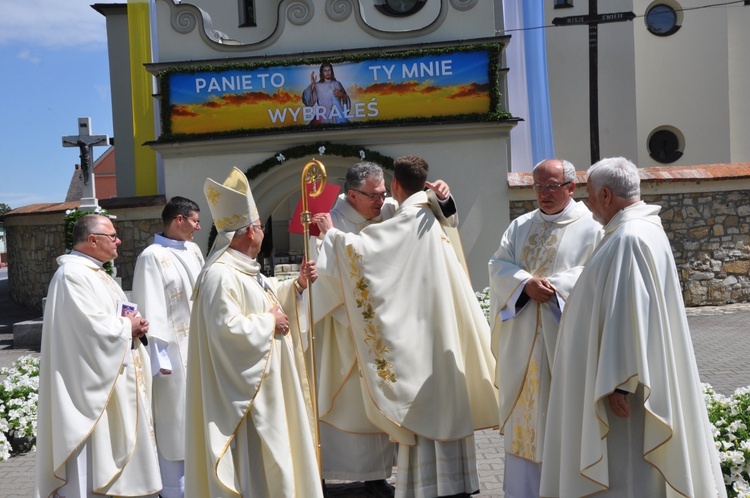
[[245, 146, 395, 276]]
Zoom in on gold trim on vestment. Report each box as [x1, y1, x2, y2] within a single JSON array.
[[52, 267, 136, 496], [213, 276, 277, 495], [344, 244, 396, 387]]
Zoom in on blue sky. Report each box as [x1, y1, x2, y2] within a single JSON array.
[[0, 0, 112, 208]]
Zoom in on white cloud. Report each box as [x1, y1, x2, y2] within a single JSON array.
[[17, 49, 41, 64], [0, 0, 107, 49]]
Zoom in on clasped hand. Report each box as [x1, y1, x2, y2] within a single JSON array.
[[524, 277, 555, 303], [125, 309, 149, 340]]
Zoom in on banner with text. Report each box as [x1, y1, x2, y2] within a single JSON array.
[[164, 49, 492, 136]]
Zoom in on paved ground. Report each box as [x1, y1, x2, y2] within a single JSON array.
[[1, 266, 748, 497]]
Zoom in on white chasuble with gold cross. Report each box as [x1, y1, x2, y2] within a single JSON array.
[[488, 200, 602, 462]]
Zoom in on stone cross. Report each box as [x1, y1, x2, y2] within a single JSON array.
[[62, 117, 110, 210]]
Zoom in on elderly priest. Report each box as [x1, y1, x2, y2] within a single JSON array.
[[540, 157, 726, 498], [34, 214, 161, 498]]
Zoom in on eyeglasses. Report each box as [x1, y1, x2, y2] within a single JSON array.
[[251, 223, 266, 232], [92, 233, 119, 242], [532, 181, 572, 193], [354, 189, 389, 201]]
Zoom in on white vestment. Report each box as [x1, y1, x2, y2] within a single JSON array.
[[315, 191, 499, 497], [34, 253, 161, 498], [312, 194, 398, 481], [488, 201, 602, 497], [184, 249, 322, 498], [131, 234, 204, 497], [540, 202, 726, 498]]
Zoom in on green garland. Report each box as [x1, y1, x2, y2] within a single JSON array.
[[64, 208, 114, 276], [247, 141, 395, 179], [157, 43, 512, 142]]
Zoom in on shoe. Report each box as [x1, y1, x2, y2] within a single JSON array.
[[363, 479, 395, 497]]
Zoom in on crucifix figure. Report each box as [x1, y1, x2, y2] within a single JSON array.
[[62, 117, 110, 211], [552, 3, 635, 163]]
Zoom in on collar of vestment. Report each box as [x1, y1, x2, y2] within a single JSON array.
[[154, 232, 191, 249], [397, 190, 429, 211], [63, 250, 106, 269], [603, 201, 662, 236], [221, 248, 262, 277], [533, 199, 588, 226], [332, 194, 382, 225]]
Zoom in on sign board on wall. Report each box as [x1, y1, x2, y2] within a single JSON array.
[[158, 44, 506, 140]]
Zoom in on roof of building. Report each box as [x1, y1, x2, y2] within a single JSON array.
[[508, 163, 750, 188]]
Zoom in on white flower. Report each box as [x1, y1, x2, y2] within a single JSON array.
[[318, 146, 326, 155], [276, 154, 285, 163], [727, 420, 747, 432], [729, 450, 747, 466], [733, 477, 750, 494], [0, 433, 11, 462], [359, 150, 366, 159]]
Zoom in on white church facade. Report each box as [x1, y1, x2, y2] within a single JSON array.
[[93, 0, 750, 288], [95, 0, 518, 288]]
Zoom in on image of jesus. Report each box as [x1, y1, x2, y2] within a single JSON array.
[[302, 62, 351, 124]]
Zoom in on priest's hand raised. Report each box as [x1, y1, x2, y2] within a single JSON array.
[[125, 309, 149, 340], [312, 213, 333, 235], [271, 304, 290, 335], [523, 277, 555, 303], [425, 179, 451, 201]]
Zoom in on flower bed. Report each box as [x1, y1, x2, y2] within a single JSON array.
[[0, 355, 39, 460], [705, 384, 750, 497]]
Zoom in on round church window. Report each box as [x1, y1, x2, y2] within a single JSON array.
[[648, 127, 684, 164], [645, 4, 681, 36]]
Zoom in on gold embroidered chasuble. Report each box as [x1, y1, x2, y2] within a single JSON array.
[[184, 249, 321, 498], [488, 201, 602, 462], [34, 253, 161, 498], [132, 234, 205, 461], [314, 191, 498, 446]]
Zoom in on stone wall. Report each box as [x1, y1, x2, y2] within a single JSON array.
[[6, 164, 750, 309], [3, 196, 166, 312], [508, 164, 750, 307], [650, 191, 750, 305]]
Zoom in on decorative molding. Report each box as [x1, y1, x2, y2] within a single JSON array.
[[450, 0, 478, 12], [325, 0, 354, 22], [286, 0, 315, 26], [165, 0, 229, 44], [161, 0, 314, 52], [162, 0, 478, 49]]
